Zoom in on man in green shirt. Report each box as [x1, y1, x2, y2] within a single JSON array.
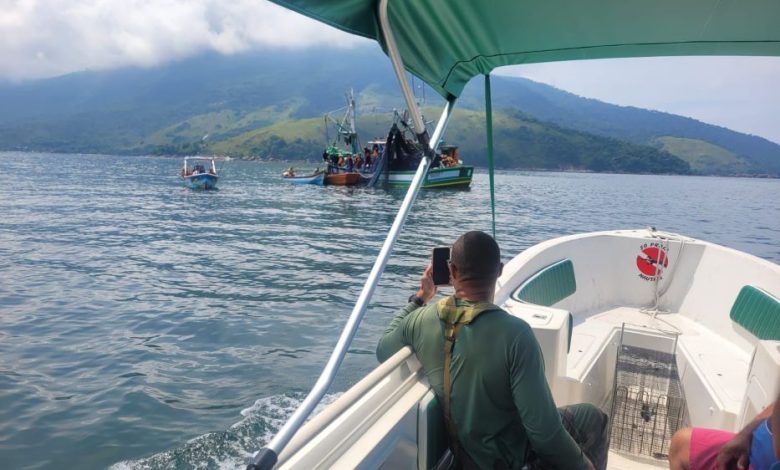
[[377, 231, 608, 469]]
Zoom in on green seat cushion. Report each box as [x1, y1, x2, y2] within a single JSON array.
[[513, 259, 576, 307], [730, 286, 780, 341]]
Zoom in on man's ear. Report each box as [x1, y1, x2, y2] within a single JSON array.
[[449, 262, 458, 281]]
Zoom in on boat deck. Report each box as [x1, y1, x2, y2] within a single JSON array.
[[568, 306, 751, 426], [607, 451, 666, 469]]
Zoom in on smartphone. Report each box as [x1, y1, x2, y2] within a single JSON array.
[[431, 247, 451, 286]]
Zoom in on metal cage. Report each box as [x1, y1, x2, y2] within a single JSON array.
[[608, 324, 689, 460]]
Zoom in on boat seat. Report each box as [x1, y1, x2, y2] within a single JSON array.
[[678, 285, 780, 430], [676, 334, 751, 430], [512, 258, 576, 352], [513, 259, 576, 307], [729, 286, 780, 341]]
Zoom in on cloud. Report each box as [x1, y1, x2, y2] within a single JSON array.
[[496, 57, 780, 144], [1, 2, 778, 144], [0, 0, 369, 81]]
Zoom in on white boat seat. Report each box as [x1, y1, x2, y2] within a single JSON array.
[[677, 284, 780, 430], [676, 334, 750, 430], [512, 258, 576, 353]]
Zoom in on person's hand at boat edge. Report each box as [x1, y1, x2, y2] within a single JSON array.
[[716, 427, 752, 470], [415, 264, 437, 304]]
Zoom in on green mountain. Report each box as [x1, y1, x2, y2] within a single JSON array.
[[0, 47, 777, 175]]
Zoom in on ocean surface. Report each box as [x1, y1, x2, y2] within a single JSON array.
[[1, 152, 778, 469]]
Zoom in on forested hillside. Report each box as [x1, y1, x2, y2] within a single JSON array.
[[0, 47, 776, 176]]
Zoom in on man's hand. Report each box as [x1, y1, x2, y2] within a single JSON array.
[[415, 264, 437, 304], [716, 431, 752, 470]]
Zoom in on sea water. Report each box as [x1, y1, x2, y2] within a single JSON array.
[[0, 152, 778, 469]]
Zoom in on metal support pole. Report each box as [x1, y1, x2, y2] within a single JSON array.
[[246, 10, 457, 467], [378, 0, 426, 139], [484, 74, 497, 239]]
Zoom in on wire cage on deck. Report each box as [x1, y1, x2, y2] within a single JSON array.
[[608, 324, 689, 461]]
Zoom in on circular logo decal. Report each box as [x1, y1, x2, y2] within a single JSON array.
[[636, 246, 668, 277]]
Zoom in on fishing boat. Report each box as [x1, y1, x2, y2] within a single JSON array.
[[322, 90, 368, 186], [248, 1, 780, 469], [370, 136, 474, 189], [282, 168, 325, 185], [180, 156, 218, 190]]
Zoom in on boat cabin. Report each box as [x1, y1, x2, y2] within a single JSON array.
[[181, 157, 217, 177]]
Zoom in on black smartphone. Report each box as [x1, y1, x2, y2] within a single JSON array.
[[431, 247, 451, 286]]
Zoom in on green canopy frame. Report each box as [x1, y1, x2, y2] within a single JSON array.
[[269, 0, 780, 99]]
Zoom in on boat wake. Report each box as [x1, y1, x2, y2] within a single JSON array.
[[111, 392, 342, 470]]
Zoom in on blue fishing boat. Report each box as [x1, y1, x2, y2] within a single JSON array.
[[282, 168, 325, 185], [180, 157, 219, 190]]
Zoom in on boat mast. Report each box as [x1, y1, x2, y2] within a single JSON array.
[[247, 1, 456, 467], [347, 88, 358, 155]]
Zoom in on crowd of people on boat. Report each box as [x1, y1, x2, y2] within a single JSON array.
[[439, 146, 461, 168], [323, 144, 380, 174], [180, 163, 215, 177]]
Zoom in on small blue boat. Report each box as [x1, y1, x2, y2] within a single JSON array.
[[282, 168, 325, 185], [181, 157, 219, 190]]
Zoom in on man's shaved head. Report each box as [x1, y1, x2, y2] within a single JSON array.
[[449, 231, 501, 284]]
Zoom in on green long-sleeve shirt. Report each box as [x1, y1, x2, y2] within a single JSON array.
[[376, 297, 588, 469]]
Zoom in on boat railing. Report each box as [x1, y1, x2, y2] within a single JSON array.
[[277, 346, 418, 462]]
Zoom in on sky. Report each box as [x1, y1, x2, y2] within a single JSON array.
[[1, 0, 779, 144]]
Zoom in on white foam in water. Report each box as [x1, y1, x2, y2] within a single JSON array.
[[111, 392, 342, 470]]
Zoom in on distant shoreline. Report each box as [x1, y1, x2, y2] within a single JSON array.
[[5, 150, 777, 179]]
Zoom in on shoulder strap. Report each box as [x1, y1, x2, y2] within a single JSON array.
[[437, 296, 500, 468]]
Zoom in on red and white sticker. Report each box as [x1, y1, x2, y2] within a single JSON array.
[[636, 244, 668, 280]]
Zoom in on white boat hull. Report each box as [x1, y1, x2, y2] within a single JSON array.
[[277, 229, 780, 469]]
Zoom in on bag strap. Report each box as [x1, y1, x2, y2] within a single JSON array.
[[443, 320, 466, 465], [437, 296, 500, 468]]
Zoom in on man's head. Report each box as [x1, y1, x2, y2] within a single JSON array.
[[449, 231, 503, 288]]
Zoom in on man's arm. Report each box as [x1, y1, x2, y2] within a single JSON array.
[[376, 301, 421, 362], [509, 324, 592, 470], [717, 398, 777, 470], [376, 265, 437, 363]]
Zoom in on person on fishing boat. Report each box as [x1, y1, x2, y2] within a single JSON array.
[[364, 147, 372, 170], [669, 392, 779, 470], [377, 231, 608, 470]]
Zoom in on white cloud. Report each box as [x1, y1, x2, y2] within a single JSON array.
[[496, 57, 780, 144], [0, 0, 368, 81], [1, 2, 778, 144]]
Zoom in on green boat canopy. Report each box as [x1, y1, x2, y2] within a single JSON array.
[[268, 0, 780, 99]]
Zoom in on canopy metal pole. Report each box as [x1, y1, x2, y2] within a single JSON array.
[[379, 0, 426, 138], [246, 12, 457, 465], [484, 74, 497, 239]]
